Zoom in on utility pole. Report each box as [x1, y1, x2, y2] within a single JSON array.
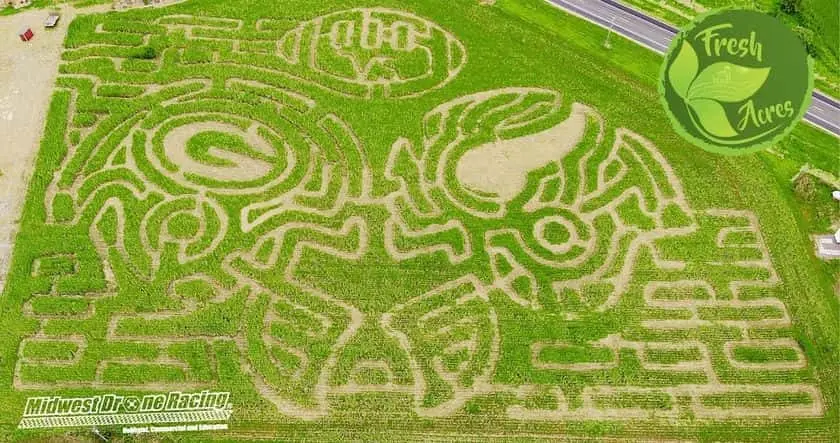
[[91, 427, 109, 442], [603, 15, 617, 49]]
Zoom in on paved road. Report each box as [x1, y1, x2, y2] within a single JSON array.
[[546, 0, 840, 138]]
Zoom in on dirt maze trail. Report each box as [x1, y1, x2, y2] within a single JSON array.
[[9, 6, 824, 423]]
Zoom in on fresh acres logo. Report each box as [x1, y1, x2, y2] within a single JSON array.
[[17, 390, 232, 430], [660, 9, 813, 154]]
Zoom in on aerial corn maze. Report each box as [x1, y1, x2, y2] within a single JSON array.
[[1, 0, 836, 440]]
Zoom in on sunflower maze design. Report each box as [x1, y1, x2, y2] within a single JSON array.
[[13, 7, 824, 422]]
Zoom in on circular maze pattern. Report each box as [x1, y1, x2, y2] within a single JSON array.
[[284, 7, 467, 98], [147, 117, 288, 195], [140, 195, 227, 265], [134, 89, 354, 199]]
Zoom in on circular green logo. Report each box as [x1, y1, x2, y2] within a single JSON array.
[[659, 9, 813, 155]]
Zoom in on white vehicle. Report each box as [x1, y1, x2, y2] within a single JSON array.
[[835, 229, 840, 244], [833, 190, 840, 201]]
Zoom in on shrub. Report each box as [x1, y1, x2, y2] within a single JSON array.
[[131, 46, 157, 60], [792, 25, 818, 57], [793, 172, 816, 201], [778, 0, 802, 15]]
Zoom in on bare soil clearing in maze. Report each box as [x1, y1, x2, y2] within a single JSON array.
[[0, 0, 837, 440]]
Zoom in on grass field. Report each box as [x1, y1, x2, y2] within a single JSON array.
[[1, 0, 838, 440]]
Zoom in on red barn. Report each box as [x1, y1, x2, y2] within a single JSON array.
[[18, 26, 34, 42]]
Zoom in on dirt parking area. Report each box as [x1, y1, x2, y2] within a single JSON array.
[[0, 4, 108, 292]]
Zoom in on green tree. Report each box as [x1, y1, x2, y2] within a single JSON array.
[[778, 0, 802, 15], [791, 25, 818, 57]]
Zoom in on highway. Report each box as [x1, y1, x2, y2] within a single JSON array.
[[546, 0, 840, 138]]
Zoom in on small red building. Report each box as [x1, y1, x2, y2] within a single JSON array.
[[18, 26, 34, 42]]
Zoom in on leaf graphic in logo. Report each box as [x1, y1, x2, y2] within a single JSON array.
[[687, 98, 738, 138], [668, 40, 698, 99], [687, 62, 771, 103]]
